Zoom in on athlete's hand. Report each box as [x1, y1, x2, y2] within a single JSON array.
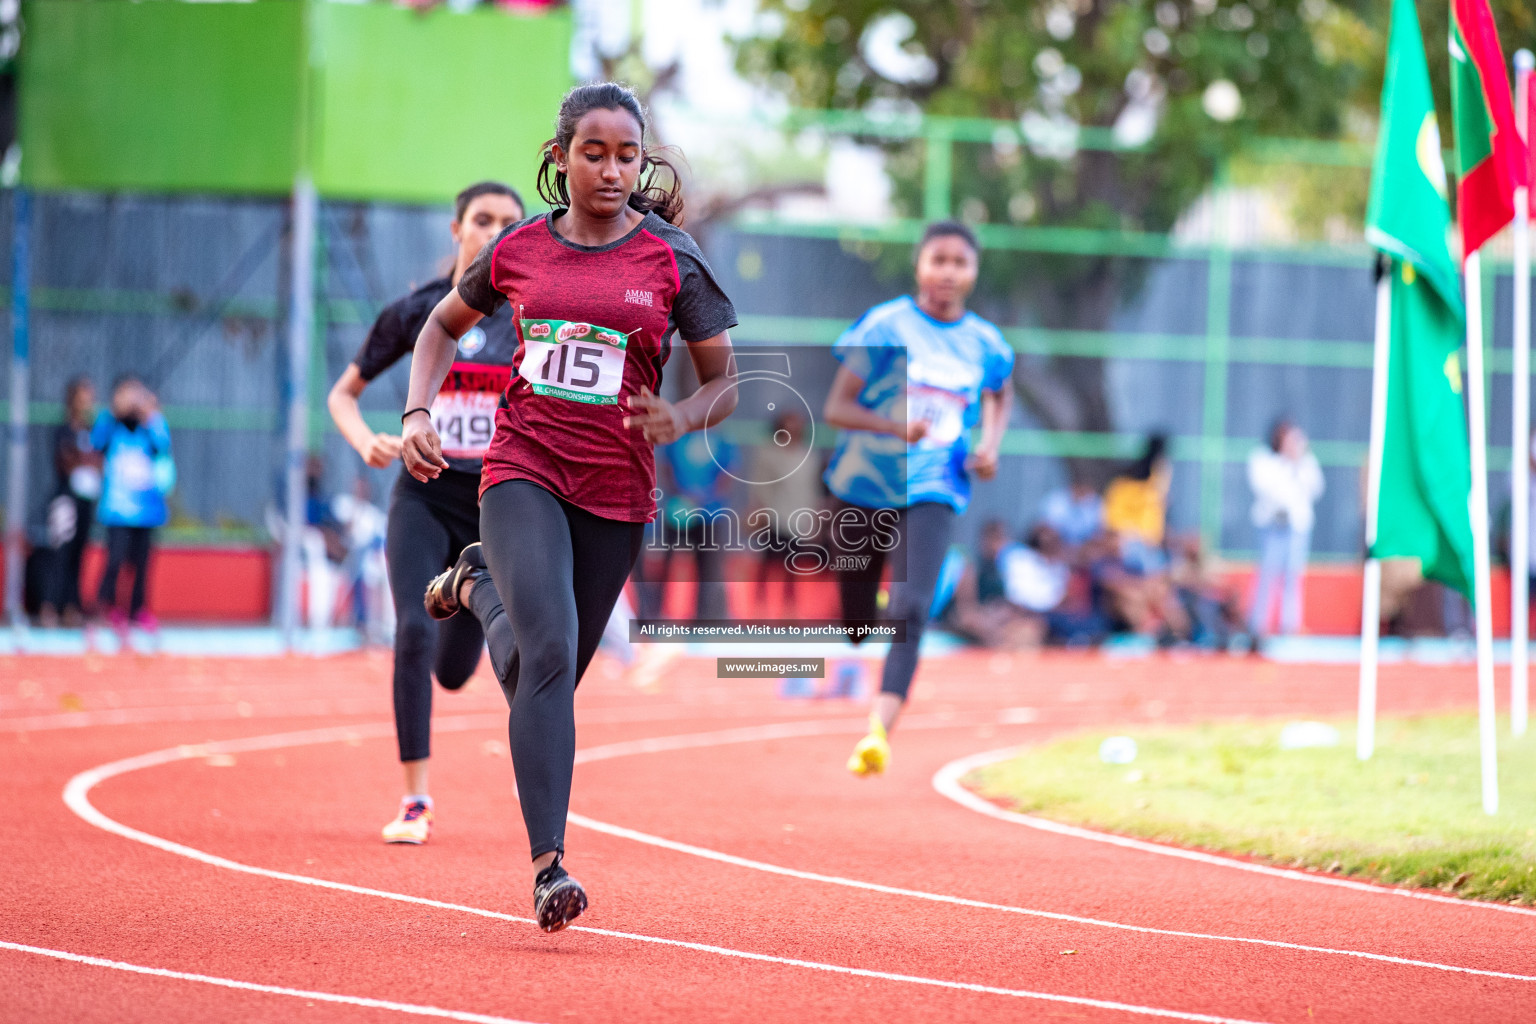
[[624, 387, 689, 444], [968, 447, 999, 481], [400, 412, 448, 482], [363, 432, 403, 469], [901, 419, 929, 444]]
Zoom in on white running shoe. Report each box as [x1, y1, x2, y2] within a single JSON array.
[[381, 798, 433, 844]]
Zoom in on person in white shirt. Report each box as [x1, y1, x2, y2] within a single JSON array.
[[1247, 420, 1325, 636]]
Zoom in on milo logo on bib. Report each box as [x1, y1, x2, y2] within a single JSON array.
[[519, 318, 629, 405]]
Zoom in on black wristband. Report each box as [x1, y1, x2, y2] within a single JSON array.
[[401, 407, 431, 423]]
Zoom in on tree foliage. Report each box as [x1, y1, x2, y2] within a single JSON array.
[[730, 0, 1531, 474]]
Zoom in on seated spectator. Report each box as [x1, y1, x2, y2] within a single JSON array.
[[998, 524, 1108, 646], [1085, 531, 1190, 644], [1102, 433, 1171, 574], [749, 410, 821, 615], [1000, 526, 1070, 613], [1040, 479, 1102, 549], [635, 433, 735, 621], [974, 519, 1009, 604], [1169, 533, 1243, 649], [937, 524, 1043, 648]]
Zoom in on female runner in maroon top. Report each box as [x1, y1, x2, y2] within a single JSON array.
[[399, 83, 738, 933]]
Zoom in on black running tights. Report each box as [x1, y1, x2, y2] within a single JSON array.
[[467, 479, 644, 861], [99, 525, 153, 618], [386, 472, 485, 764], [836, 501, 956, 702]]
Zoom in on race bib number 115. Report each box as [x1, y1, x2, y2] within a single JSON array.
[[519, 318, 629, 405]]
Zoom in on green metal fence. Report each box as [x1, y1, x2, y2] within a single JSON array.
[[4, 110, 1526, 555]]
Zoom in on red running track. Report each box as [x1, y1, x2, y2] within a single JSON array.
[[4, 649, 1534, 1023]]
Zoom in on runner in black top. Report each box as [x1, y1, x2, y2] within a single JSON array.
[[400, 83, 738, 932], [327, 182, 525, 845]]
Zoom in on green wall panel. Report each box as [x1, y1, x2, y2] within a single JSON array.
[[312, 3, 572, 204], [17, 0, 573, 201], [19, 0, 303, 195]]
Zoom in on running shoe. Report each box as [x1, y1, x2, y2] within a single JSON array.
[[533, 854, 588, 933], [424, 543, 486, 621], [381, 798, 433, 844], [846, 716, 890, 777]]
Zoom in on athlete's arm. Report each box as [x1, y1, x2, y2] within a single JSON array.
[[401, 290, 485, 482], [822, 365, 926, 443], [967, 386, 1012, 481], [623, 331, 738, 445], [328, 365, 403, 469]]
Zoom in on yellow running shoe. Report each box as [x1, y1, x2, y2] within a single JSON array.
[[846, 717, 890, 776], [382, 798, 433, 844]]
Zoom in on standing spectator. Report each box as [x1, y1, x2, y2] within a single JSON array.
[[1247, 420, 1324, 637], [1040, 478, 1102, 549], [93, 376, 174, 632], [41, 377, 103, 626]]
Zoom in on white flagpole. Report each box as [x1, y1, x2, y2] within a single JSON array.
[[1358, 258, 1392, 761], [1465, 250, 1500, 814], [1513, 48, 1533, 738]]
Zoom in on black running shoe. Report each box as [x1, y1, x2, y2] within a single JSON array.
[[424, 543, 487, 621], [533, 855, 588, 933]]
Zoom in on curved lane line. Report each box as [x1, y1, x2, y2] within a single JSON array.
[[932, 745, 1536, 920], [60, 717, 1277, 1024], [64, 716, 1536, 990], [0, 940, 544, 1024]]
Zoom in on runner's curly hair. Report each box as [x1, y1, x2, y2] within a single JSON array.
[[537, 82, 685, 225]]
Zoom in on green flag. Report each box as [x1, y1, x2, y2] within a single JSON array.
[[1365, 0, 1474, 596]]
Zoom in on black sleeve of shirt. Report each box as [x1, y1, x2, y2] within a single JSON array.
[[456, 217, 537, 317], [652, 219, 739, 343], [352, 297, 415, 383]]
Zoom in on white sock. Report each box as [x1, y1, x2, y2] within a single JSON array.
[[403, 794, 433, 809]]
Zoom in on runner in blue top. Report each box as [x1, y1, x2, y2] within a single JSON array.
[[823, 220, 1013, 776]]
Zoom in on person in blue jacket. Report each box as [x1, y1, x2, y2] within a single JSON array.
[[823, 221, 1013, 776], [93, 375, 174, 630]]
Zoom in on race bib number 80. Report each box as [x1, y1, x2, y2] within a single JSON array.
[[519, 318, 629, 405]]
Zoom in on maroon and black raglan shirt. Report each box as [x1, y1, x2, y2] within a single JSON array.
[[455, 210, 738, 522], [352, 276, 520, 478]]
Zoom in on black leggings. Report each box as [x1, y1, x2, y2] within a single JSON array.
[[386, 471, 485, 764], [836, 501, 956, 702], [466, 479, 644, 861], [99, 525, 154, 618], [49, 496, 94, 614]]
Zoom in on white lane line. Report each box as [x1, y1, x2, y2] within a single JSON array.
[[4, 698, 809, 733], [61, 719, 1276, 1024], [66, 716, 1535, 991], [566, 727, 1536, 983], [933, 745, 1536, 920], [0, 939, 543, 1024]]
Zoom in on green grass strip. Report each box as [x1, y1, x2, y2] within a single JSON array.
[[967, 714, 1536, 905]]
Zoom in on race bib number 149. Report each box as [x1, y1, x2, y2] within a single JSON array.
[[433, 363, 511, 458], [519, 318, 629, 405]]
